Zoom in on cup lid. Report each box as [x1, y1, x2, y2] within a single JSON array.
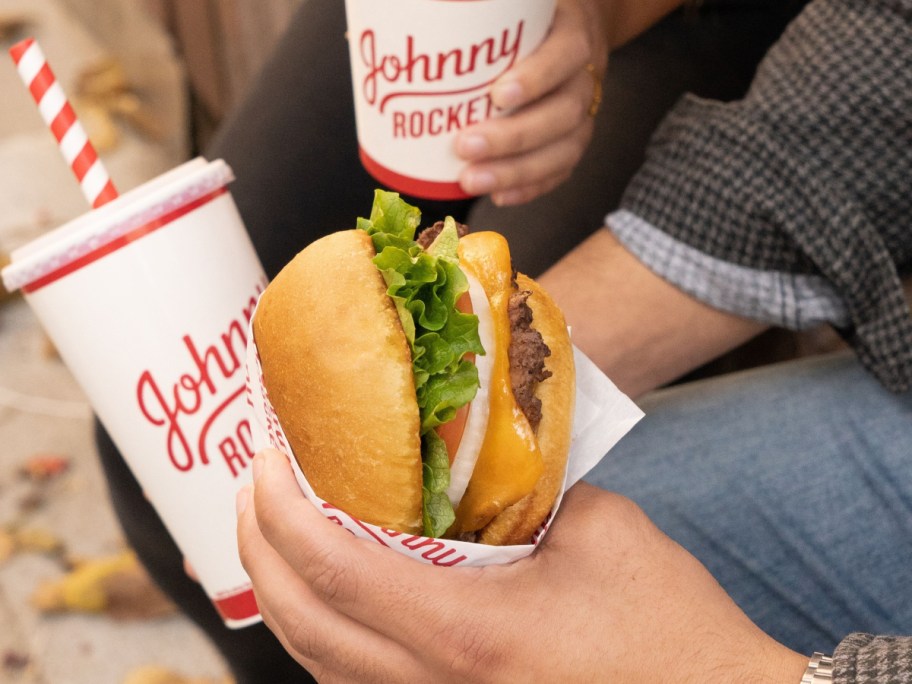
[[1, 157, 234, 293]]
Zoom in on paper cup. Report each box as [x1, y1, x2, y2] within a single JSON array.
[[246, 309, 643, 565], [345, 0, 557, 200], [2, 158, 266, 628]]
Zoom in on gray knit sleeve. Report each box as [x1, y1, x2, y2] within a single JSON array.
[[835, 633, 912, 683], [617, 0, 912, 391]]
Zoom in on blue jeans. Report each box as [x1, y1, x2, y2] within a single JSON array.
[[584, 352, 912, 655]]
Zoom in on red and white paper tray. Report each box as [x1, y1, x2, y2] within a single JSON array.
[[245, 314, 643, 566]]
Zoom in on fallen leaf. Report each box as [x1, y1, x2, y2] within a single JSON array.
[[2, 649, 30, 672], [0, 530, 14, 564], [122, 665, 234, 684], [19, 453, 70, 481], [17, 489, 47, 514], [0, 526, 66, 565], [14, 527, 63, 554], [31, 549, 177, 619]]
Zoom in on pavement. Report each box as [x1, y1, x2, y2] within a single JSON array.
[[0, 1, 233, 681]]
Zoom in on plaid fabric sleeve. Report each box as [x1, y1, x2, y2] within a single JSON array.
[[617, 0, 912, 392], [835, 633, 912, 683]]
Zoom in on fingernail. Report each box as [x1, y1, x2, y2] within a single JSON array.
[[462, 169, 496, 195], [236, 485, 250, 516], [456, 133, 488, 159], [491, 79, 523, 109], [252, 452, 264, 482]]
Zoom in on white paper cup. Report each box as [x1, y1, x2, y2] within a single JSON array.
[[2, 158, 266, 628], [345, 0, 557, 200]]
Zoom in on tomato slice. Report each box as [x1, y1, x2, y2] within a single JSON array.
[[435, 291, 474, 465], [437, 403, 468, 466]]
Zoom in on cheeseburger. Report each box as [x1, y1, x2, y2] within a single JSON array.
[[253, 191, 574, 545]]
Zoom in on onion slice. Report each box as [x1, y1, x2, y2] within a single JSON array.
[[445, 270, 494, 508]]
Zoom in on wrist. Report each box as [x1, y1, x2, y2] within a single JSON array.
[[751, 641, 809, 684]]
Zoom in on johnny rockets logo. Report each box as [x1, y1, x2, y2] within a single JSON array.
[[135, 280, 267, 479], [357, 22, 524, 139]]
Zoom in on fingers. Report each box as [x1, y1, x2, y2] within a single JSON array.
[[237, 473, 428, 682], [457, 71, 594, 163], [454, 0, 604, 202], [460, 118, 590, 204], [244, 450, 451, 648], [489, 0, 592, 112]]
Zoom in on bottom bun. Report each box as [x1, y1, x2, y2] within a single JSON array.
[[477, 273, 575, 545]]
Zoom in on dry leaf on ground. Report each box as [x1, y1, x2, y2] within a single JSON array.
[[0, 530, 14, 564], [0, 526, 64, 565], [122, 665, 234, 684], [30, 549, 177, 619], [19, 454, 71, 481], [14, 527, 64, 554]]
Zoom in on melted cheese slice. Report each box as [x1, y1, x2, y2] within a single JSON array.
[[451, 231, 543, 534]]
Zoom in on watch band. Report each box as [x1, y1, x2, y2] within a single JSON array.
[[801, 652, 835, 683]]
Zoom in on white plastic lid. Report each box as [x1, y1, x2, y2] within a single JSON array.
[[1, 157, 234, 292]]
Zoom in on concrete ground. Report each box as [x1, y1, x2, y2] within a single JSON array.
[[0, 298, 231, 683], [1, 0, 234, 681]]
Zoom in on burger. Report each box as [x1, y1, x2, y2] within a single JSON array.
[[252, 190, 574, 545]]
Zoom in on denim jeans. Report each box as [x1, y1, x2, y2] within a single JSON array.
[[585, 352, 912, 655]]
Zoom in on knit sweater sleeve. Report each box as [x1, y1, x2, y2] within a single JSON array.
[[612, 0, 912, 391], [835, 633, 912, 683]]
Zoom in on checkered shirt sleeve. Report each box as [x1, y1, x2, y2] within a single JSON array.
[[616, 0, 912, 392]]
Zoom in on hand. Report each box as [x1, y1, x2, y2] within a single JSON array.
[[455, 0, 610, 206], [237, 449, 807, 683]]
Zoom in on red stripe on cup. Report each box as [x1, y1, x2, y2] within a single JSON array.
[[213, 587, 259, 623], [22, 186, 227, 294], [358, 147, 473, 201]]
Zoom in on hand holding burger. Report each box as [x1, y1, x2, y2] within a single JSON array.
[[252, 191, 574, 544]]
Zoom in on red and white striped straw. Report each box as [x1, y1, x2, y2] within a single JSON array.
[[9, 37, 119, 209]]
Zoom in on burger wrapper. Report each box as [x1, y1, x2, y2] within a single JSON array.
[[245, 316, 643, 566]]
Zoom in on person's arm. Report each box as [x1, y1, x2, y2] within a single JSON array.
[[538, 229, 767, 398], [607, 0, 912, 392]]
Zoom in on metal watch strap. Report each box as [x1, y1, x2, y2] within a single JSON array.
[[801, 652, 835, 683]]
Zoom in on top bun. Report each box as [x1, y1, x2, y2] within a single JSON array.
[[253, 229, 423, 533]]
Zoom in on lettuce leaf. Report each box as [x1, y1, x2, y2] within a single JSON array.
[[359, 191, 484, 538], [422, 430, 456, 538]]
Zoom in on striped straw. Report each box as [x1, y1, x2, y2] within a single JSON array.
[[9, 38, 119, 209]]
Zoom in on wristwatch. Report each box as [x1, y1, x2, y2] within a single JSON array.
[[801, 652, 834, 683]]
